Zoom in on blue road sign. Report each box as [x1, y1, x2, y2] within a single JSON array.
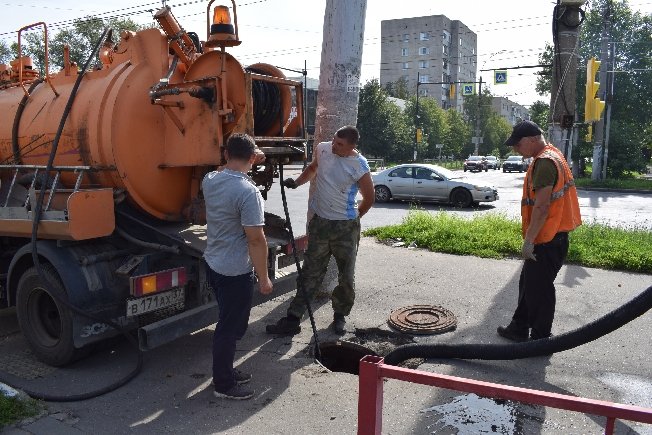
[[462, 84, 475, 96], [494, 70, 507, 84]]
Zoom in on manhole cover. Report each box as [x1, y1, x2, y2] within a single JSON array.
[[388, 305, 457, 335]]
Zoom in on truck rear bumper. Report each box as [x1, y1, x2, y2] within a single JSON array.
[[137, 271, 298, 351]]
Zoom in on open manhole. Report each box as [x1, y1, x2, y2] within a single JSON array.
[[319, 341, 377, 375], [388, 305, 457, 335], [317, 332, 423, 375]]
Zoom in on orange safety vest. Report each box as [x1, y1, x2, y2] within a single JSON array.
[[521, 144, 582, 244]]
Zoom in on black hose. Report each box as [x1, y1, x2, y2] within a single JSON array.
[[11, 78, 44, 164], [20, 27, 144, 402], [246, 67, 281, 136], [384, 284, 652, 366], [278, 164, 322, 362]]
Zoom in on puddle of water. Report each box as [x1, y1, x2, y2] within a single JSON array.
[[420, 393, 542, 434], [596, 372, 652, 435]]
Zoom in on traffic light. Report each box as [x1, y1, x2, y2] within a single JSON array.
[[416, 128, 422, 143], [584, 57, 605, 123], [449, 84, 455, 99], [585, 124, 592, 142]]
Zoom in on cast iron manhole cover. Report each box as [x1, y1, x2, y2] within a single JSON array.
[[388, 305, 457, 335]]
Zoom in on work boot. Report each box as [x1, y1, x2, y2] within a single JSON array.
[[266, 316, 301, 335], [213, 384, 254, 400], [333, 313, 346, 335], [497, 324, 529, 342], [234, 368, 252, 385]]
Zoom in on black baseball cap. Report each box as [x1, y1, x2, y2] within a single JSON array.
[[504, 120, 543, 146]]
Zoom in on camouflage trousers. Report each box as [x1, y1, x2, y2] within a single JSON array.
[[287, 214, 361, 318]]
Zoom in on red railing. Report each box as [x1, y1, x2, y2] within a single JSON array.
[[358, 355, 652, 435]]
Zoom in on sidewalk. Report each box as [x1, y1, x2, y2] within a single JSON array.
[[2, 237, 652, 434]]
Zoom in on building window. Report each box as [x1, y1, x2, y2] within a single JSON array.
[[403, 34, 409, 42], [419, 75, 429, 83], [419, 60, 429, 69], [402, 62, 410, 70], [420, 32, 429, 41], [401, 48, 409, 56], [443, 30, 451, 44], [459, 38, 462, 45], [419, 47, 429, 55], [401, 75, 409, 82], [420, 89, 428, 97]]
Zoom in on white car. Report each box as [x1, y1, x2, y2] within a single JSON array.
[[371, 164, 498, 208]]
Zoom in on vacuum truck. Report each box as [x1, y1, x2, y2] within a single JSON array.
[[0, 1, 307, 366]]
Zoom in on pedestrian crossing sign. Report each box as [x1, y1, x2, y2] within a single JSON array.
[[462, 84, 475, 96], [494, 70, 507, 84]]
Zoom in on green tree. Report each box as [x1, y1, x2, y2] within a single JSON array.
[[579, 0, 652, 177], [529, 100, 550, 130], [535, 42, 554, 97], [383, 77, 411, 99], [0, 40, 10, 64], [357, 79, 411, 161], [406, 96, 449, 159], [445, 108, 470, 158], [461, 87, 512, 157]]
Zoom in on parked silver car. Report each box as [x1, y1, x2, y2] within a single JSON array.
[[371, 164, 498, 207]]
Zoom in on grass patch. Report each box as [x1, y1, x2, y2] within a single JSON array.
[[0, 390, 40, 428], [363, 209, 652, 273], [574, 177, 652, 191]]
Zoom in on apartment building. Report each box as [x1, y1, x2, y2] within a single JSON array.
[[492, 96, 530, 125], [380, 15, 477, 112]]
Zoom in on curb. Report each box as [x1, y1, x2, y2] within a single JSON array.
[[575, 187, 652, 195]]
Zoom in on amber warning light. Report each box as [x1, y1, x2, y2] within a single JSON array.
[[205, 1, 241, 47], [131, 268, 187, 296]]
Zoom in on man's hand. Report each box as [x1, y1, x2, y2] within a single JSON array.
[[521, 240, 537, 261], [283, 178, 298, 189], [253, 149, 266, 165], [258, 276, 273, 295]]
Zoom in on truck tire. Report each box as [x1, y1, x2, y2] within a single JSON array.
[[16, 265, 91, 367]]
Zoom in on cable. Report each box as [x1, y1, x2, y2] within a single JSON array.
[[1, 27, 144, 402], [278, 165, 322, 363]]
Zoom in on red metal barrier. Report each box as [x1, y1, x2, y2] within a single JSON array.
[[358, 355, 652, 435]]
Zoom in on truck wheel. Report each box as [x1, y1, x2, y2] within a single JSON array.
[[16, 265, 91, 367], [451, 188, 472, 208]]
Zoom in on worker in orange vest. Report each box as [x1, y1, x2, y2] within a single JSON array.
[[497, 120, 582, 342]]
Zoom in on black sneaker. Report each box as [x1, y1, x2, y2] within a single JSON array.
[[333, 314, 346, 335], [234, 369, 252, 385], [213, 384, 254, 400], [497, 325, 528, 342], [266, 316, 301, 335]]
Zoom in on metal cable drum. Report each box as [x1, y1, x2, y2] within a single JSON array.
[[245, 63, 292, 137], [388, 305, 457, 335]]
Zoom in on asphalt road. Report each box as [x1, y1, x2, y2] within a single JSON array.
[[266, 165, 652, 234]]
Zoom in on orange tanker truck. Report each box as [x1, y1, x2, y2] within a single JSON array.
[[0, 2, 307, 366]]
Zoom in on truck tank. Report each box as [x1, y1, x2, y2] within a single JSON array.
[[0, 5, 304, 227]]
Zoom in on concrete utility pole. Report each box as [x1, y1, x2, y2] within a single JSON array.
[[308, 0, 367, 292], [592, 5, 611, 180], [548, 2, 585, 162]]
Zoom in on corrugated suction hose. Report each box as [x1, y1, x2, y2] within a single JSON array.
[[383, 284, 652, 366]]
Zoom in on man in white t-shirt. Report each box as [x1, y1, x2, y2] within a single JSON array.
[[266, 126, 374, 335]]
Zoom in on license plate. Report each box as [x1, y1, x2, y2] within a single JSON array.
[[126, 287, 185, 317]]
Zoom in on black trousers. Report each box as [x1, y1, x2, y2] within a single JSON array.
[[207, 266, 254, 393], [511, 232, 569, 339]]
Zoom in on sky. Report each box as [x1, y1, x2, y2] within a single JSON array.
[[2, 0, 651, 108]]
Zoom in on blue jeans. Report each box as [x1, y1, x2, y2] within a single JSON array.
[[207, 266, 254, 393]]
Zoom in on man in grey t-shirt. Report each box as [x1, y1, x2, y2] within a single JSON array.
[[266, 125, 375, 336], [203, 134, 272, 400]]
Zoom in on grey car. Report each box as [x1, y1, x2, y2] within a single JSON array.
[[485, 156, 500, 170], [503, 155, 528, 172], [371, 164, 498, 208]]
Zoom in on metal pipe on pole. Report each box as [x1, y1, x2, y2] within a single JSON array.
[[474, 77, 482, 156], [601, 40, 615, 179]]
